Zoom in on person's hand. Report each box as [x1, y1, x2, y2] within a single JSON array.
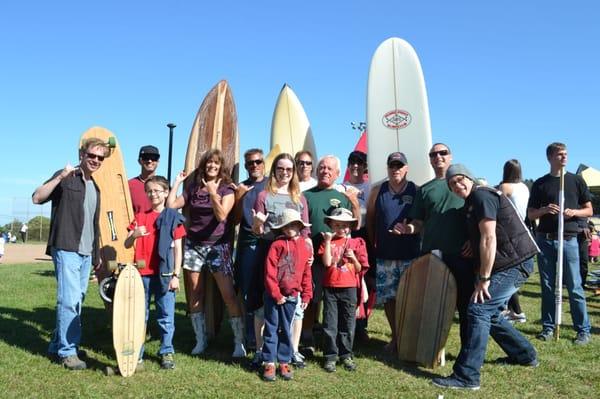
[[231, 182, 253, 198], [203, 178, 222, 196], [471, 280, 491, 303], [59, 163, 78, 180], [461, 240, 473, 258], [300, 301, 308, 310], [389, 219, 413, 235], [563, 208, 577, 218], [277, 297, 286, 305], [133, 224, 149, 239], [343, 187, 359, 203], [252, 209, 267, 225], [545, 203, 560, 215], [344, 248, 356, 261], [321, 231, 333, 242], [174, 171, 187, 185], [169, 275, 180, 291]]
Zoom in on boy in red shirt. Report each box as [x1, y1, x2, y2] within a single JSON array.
[[262, 209, 313, 382], [319, 207, 369, 372], [125, 176, 186, 370]]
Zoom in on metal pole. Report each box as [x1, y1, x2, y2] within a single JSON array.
[[554, 167, 565, 340], [167, 123, 176, 184]]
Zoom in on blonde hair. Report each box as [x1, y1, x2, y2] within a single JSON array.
[[80, 138, 110, 157]]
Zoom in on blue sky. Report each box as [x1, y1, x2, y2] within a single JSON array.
[[1, 1, 598, 225]]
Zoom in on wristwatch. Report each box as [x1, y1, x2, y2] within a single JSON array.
[[172, 272, 180, 278], [478, 274, 491, 282]]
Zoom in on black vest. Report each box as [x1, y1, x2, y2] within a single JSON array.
[[466, 187, 539, 273]]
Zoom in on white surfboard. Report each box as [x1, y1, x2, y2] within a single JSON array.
[[367, 38, 434, 186], [266, 84, 317, 172]]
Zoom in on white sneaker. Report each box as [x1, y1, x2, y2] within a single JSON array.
[[506, 310, 526, 323]]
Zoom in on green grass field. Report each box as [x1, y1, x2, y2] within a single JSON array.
[[0, 261, 598, 398]]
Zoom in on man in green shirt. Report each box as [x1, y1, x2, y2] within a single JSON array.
[[396, 143, 473, 345]]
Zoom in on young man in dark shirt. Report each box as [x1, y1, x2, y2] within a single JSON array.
[[32, 137, 109, 370], [527, 142, 592, 344]]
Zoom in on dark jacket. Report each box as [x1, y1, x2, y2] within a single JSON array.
[[39, 169, 101, 265], [466, 186, 539, 273], [155, 208, 186, 293]]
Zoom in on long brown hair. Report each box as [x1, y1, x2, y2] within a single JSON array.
[[195, 149, 232, 188], [267, 153, 301, 204], [502, 159, 523, 183]]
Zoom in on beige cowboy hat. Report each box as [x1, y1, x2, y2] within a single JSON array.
[[324, 207, 357, 224], [270, 208, 311, 230]]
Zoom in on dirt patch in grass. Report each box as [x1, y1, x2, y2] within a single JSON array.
[[2, 243, 51, 264]]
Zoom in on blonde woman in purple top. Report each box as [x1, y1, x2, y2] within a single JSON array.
[[167, 149, 245, 359]]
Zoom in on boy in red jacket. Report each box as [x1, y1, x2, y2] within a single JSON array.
[[262, 209, 313, 382], [319, 207, 369, 372]]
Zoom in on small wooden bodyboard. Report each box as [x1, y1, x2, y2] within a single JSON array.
[[395, 254, 457, 369], [112, 264, 146, 377]]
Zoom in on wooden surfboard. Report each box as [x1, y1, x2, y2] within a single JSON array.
[[367, 38, 434, 186], [184, 80, 239, 338], [79, 127, 135, 277], [395, 254, 456, 369], [112, 264, 146, 377], [265, 84, 317, 172]]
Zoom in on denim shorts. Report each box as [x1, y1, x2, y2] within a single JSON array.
[[376, 258, 413, 304], [183, 241, 233, 276]]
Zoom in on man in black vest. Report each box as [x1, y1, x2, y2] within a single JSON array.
[[432, 164, 538, 391]]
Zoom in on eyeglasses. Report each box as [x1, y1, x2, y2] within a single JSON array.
[[429, 150, 449, 158], [348, 158, 365, 165], [275, 166, 294, 174], [86, 153, 105, 161], [141, 155, 159, 162], [296, 160, 312, 166], [146, 189, 166, 195], [387, 162, 405, 169], [245, 159, 264, 167]]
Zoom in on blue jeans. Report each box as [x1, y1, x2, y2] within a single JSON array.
[[453, 260, 537, 385], [536, 236, 590, 334], [48, 249, 92, 358], [141, 275, 176, 356], [234, 242, 262, 342], [262, 294, 296, 363]]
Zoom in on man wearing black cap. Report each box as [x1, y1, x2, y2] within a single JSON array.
[[129, 145, 161, 214], [366, 152, 420, 351]]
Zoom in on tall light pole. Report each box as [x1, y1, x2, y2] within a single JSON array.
[[167, 123, 176, 184]]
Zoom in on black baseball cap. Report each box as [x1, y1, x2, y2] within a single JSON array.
[[348, 150, 367, 164], [139, 145, 160, 158], [387, 152, 407, 165]]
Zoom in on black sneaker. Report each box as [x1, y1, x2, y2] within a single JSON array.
[[431, 375, 480, 390], [536, 329, 554, 341], [496, 356, 539, 367], [342, 357, 357, 371], [291, 352, 306, 369], [161, 353, 175, 370], [61, 355, 87, 370], [573, 332, 591, 345], [323, 360, 336, 373]]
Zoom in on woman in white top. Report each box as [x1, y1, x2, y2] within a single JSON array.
[[294, 150, 318, 192], [499, 159, 530, 323]]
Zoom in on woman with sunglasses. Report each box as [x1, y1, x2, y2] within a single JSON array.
[[249, 152, 311, 370], [295, 150, 317, 191], [167, 149, 245, 359]]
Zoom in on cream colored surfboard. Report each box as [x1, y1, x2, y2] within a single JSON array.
[[265, 84, 317, 172], [367, 38, 434, 186]]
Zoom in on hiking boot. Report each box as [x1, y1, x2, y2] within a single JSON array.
[[161, 353, 175, 370], [263, 363, 276, 382], [536, 329, 554, 341], [573, 332, 591, 346], [496, 356, 539, 367], [431, 374, 480, 390], [250, 351, 263, 371], [61, 355, 87, 370], [279, 363, 293, 381], [291, 351, 306, 369], [323, 360, 336, 373], [342, 357, 357, 371]]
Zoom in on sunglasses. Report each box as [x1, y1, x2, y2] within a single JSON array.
[[141, 155, 159, 162], [387, 162, 405, 169], [429, 150, 449, 158], [296, 160, 312, 166], [86, 153, 105, 161], [276, 166, 294, 174], [245, 159, 264, 167], [348, 158, 365, 165]]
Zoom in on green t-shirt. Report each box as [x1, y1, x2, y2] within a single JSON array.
[[408, 178, 467, 256], [303, 187, 352, 248]]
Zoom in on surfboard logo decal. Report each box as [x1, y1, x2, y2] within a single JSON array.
[[382, 110, 411, 129]]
